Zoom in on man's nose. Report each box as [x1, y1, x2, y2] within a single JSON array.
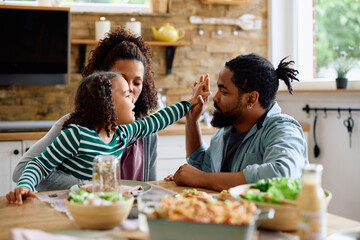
[[213, 90, 220, 102]]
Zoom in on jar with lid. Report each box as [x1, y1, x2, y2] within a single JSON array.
[[297, 164, 327, 240], [92, 155, 120, 192]]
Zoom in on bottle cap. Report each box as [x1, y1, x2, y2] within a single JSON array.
[[130, 18, 136, 22], [303, 163, 323, 173], [100, 17, 106, 21]]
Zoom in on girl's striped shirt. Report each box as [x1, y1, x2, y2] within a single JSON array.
[[17, 101, 191, 191]]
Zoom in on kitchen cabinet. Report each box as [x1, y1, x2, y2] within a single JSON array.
[[0, 140, 38, 196], [156, 135, 212, 180], [0, 141, 22, 196]]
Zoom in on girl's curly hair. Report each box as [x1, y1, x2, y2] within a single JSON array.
[[63, 72, 118, 137], [82, 27, 157, 117]]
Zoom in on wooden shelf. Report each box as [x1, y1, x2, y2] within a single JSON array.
[[71, 39, 190, 74], [146, 41, 190, 47], [71, 39, 99, 45], [71, 39, 189, 47], [201, 0, 249, 4], [0, 5, 70, 11]]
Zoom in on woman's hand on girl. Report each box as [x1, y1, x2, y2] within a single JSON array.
[[6, 187, 37, 205]]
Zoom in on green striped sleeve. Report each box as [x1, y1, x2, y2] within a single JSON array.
[[123, 101, 191, 144], [17, 125, 81, 190]]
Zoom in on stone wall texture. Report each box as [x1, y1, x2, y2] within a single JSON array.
[[0, 0, 267, 121]]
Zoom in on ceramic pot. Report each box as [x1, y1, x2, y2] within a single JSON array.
[[336, 77, 348, 89]]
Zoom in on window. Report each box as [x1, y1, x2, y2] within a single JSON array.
[[269, 0, 360, 87], [315, 0, 360, 81], [4, 0, 151, 13]]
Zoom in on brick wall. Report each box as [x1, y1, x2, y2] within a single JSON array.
[[0, 0, 267, 121]]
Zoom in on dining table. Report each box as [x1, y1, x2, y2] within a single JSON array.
[[0, 180, 360, 240]]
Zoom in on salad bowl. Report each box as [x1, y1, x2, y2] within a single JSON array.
[[66, 191, 134, 230], [229, 180, 332, 231]]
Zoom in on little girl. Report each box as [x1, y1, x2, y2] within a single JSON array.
[[6, 71, 211, 204]]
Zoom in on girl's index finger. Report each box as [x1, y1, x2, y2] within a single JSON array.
[[15, 191, 23, 204]]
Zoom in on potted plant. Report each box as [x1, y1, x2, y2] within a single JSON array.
[[332, 46, 359, 89]]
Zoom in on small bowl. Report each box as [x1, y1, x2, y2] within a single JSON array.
[[66, 196, 134, 230], [229, 184, 332, 231]]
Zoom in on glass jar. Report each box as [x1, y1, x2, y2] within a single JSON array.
[[297, 164, 327, 240], [93, 155, 120, 192]]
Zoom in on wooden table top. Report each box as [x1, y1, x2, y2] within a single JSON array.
[[0, 180, 359, 240]]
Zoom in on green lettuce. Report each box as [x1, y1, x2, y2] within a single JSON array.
[[243, 177, 302, 204]]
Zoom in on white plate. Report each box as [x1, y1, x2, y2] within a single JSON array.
[[70, 179, 152, 197], [228, 184, 253, 199]]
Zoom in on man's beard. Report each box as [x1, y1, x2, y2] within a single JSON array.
[[210, 102, 239, 128]]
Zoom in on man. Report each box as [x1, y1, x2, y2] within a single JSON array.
[[167, 53, 308, 191]]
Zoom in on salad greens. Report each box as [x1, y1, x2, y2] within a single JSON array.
[[243, 177, 302, 204], [68, 189, 130, 205]]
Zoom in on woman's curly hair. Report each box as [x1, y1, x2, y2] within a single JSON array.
[[63, 72, 118, 137], [82, 27, 157, 117]]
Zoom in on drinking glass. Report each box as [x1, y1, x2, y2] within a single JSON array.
[[137, 193, 164, 232]]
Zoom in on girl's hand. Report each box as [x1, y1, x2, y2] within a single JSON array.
[[187, 74, 211, 107], [6, 187, 37, 205]]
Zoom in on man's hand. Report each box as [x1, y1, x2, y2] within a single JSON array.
[[164, 174, 174, 181], [172, 164, 206, 188], [6, 187, 37, 205]]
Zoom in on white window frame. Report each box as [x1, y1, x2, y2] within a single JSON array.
[[268, 0, 360, 90], [3, 0, 151, 13]]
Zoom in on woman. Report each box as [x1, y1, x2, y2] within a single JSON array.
[[12, 28, 159, 191]]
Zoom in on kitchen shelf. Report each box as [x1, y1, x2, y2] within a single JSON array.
[[71, 39, 190, 74]]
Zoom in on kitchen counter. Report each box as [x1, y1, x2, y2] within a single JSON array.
[[0, 123, 310, 141], [0, 123, 216, 141]]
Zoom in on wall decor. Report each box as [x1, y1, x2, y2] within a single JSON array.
[[189, 14, 262, 30]]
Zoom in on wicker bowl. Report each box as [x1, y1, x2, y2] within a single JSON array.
[[229, 184, 332, 231], [66, 196, 134, 230]]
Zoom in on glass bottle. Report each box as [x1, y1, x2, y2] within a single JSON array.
[[92, 155, 120, 192], [297, 164, 327, 240]]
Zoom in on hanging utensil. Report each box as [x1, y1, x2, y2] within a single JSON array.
[[343, 116, 354, 148], [313, 112, 320, 158]]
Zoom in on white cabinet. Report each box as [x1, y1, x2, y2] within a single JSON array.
[[0, 141, 22, 196], [156, 135, 212, 180], [22, 140, 38, 153], [0, 140, 38, 196]]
